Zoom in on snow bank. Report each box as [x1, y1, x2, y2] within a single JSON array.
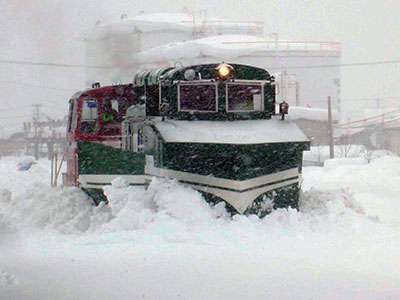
[[324, 157, 367, 171], [0, 157, 113, 235], [1, 155, 398, 237], [17, 156, 35, 164], [0, 270, 19, 286], [300, 187, 365, 216], [1, 156, 400, 299], [302, 145, 394, 166], [1, 156, 377, 241], [304, 156, 400, 197], [0, 185, 112, 234], [102, 177, 229, 234], [288, 106, 340, 121], [303, 155, 400, 227]]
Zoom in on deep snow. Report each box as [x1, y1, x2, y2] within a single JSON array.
[[0, 155, 399, 300]]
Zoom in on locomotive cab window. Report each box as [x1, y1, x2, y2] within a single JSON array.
[[178, 83, 218, 112], [68, 99, 78, 133], [102, 98, 130, 135], [131, 126, 144, 153], [102, 99, 119, 123], [80, 98, 98, 134], [226, 82, 264, 112]]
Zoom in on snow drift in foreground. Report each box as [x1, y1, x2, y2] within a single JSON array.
[[0, 156, 400, 300]]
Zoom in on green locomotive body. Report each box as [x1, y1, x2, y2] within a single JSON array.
[[64, 63, 310, 216]]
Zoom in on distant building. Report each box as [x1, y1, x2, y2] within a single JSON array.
[[335, 108, 400, 153], [0, 133, 28, 157], [289, 107, 339, 146], [379, 124, 400, 154], [23, 118, 67, 159]]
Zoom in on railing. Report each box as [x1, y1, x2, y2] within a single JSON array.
[[199, 20, 263, 36], [222, 40, 341, 54], [51, 153, 65, 187], [180, 19, 264, 36]]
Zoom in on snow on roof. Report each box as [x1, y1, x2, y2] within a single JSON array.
[[288, 106, 340, 121], [135, 35, 338, 64], [153, 117, 309, 144], [85, 12, 266, 40], [85, 13, 194, 40], [135, 35, 263, 63], [85, 13, 264, 40]]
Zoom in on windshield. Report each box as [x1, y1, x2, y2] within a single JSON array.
[[178, 83, 217, 112], [227, 82, 263, 112]]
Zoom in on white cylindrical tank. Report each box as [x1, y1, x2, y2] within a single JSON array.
[[84, 13, 264, 86], [84, 14, 341, 111]]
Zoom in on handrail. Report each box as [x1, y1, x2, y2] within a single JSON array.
[[180, 20, 263, 25], [221, 40, 341, 53], [181, 19, 264, 36], [51, 153, 65, 187], [202, 20, 263, 25], [222, 40, 340, 44]]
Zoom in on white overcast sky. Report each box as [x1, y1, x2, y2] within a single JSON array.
[[0, 0, 399, 136]]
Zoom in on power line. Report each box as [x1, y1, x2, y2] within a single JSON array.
[[341, 96, 400, 102], [41, 103, 68, 110], [0, 58, 113, 69], [0, 114, 33, 120], [339, 117, 400, 129], [0, 122, 24, 129], [311, 96, 400, 103], [2, 77, 399, 105], [0, 102, 66, 113], [1, 57, 400, 70], [0, 106, 33, 113], [380, 117, 400, 126], [335, 108, 400, 128], [336, 111, 400, 127], [268, 59, 400, 70], [0, 80, 79, 92]]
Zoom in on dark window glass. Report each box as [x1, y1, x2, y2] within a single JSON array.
[[102, 98, 130, 136], [227, 84, 263, 111], [179, 84, 217, 112], [67, 101, 74, 132]]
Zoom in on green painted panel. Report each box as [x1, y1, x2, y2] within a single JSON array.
[[77, 141, 145, 175], [245, 183, 300, 217], [82, 188, 108, 206], [162, 142, 308, 181], [200, 183, 300, 217]]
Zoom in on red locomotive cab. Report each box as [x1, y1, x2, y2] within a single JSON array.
[[63, 93, 80, 187], [75, 88, 132, 141], [63, 85, 134, 187]]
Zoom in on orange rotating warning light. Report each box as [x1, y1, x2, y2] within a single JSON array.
[[218, 64, 231, 77]]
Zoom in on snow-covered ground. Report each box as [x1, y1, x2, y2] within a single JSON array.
[[303, 145, 395, 166], [0, 155, 399, 300]]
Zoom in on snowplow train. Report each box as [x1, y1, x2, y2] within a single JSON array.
[[63, 63, 310, 216]]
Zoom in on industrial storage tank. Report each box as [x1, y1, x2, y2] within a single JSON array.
[[84, 12, 341, 111]]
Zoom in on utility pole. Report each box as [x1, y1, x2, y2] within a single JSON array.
[[32, 104, 43, 160], [328, 96, 335, 159]]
